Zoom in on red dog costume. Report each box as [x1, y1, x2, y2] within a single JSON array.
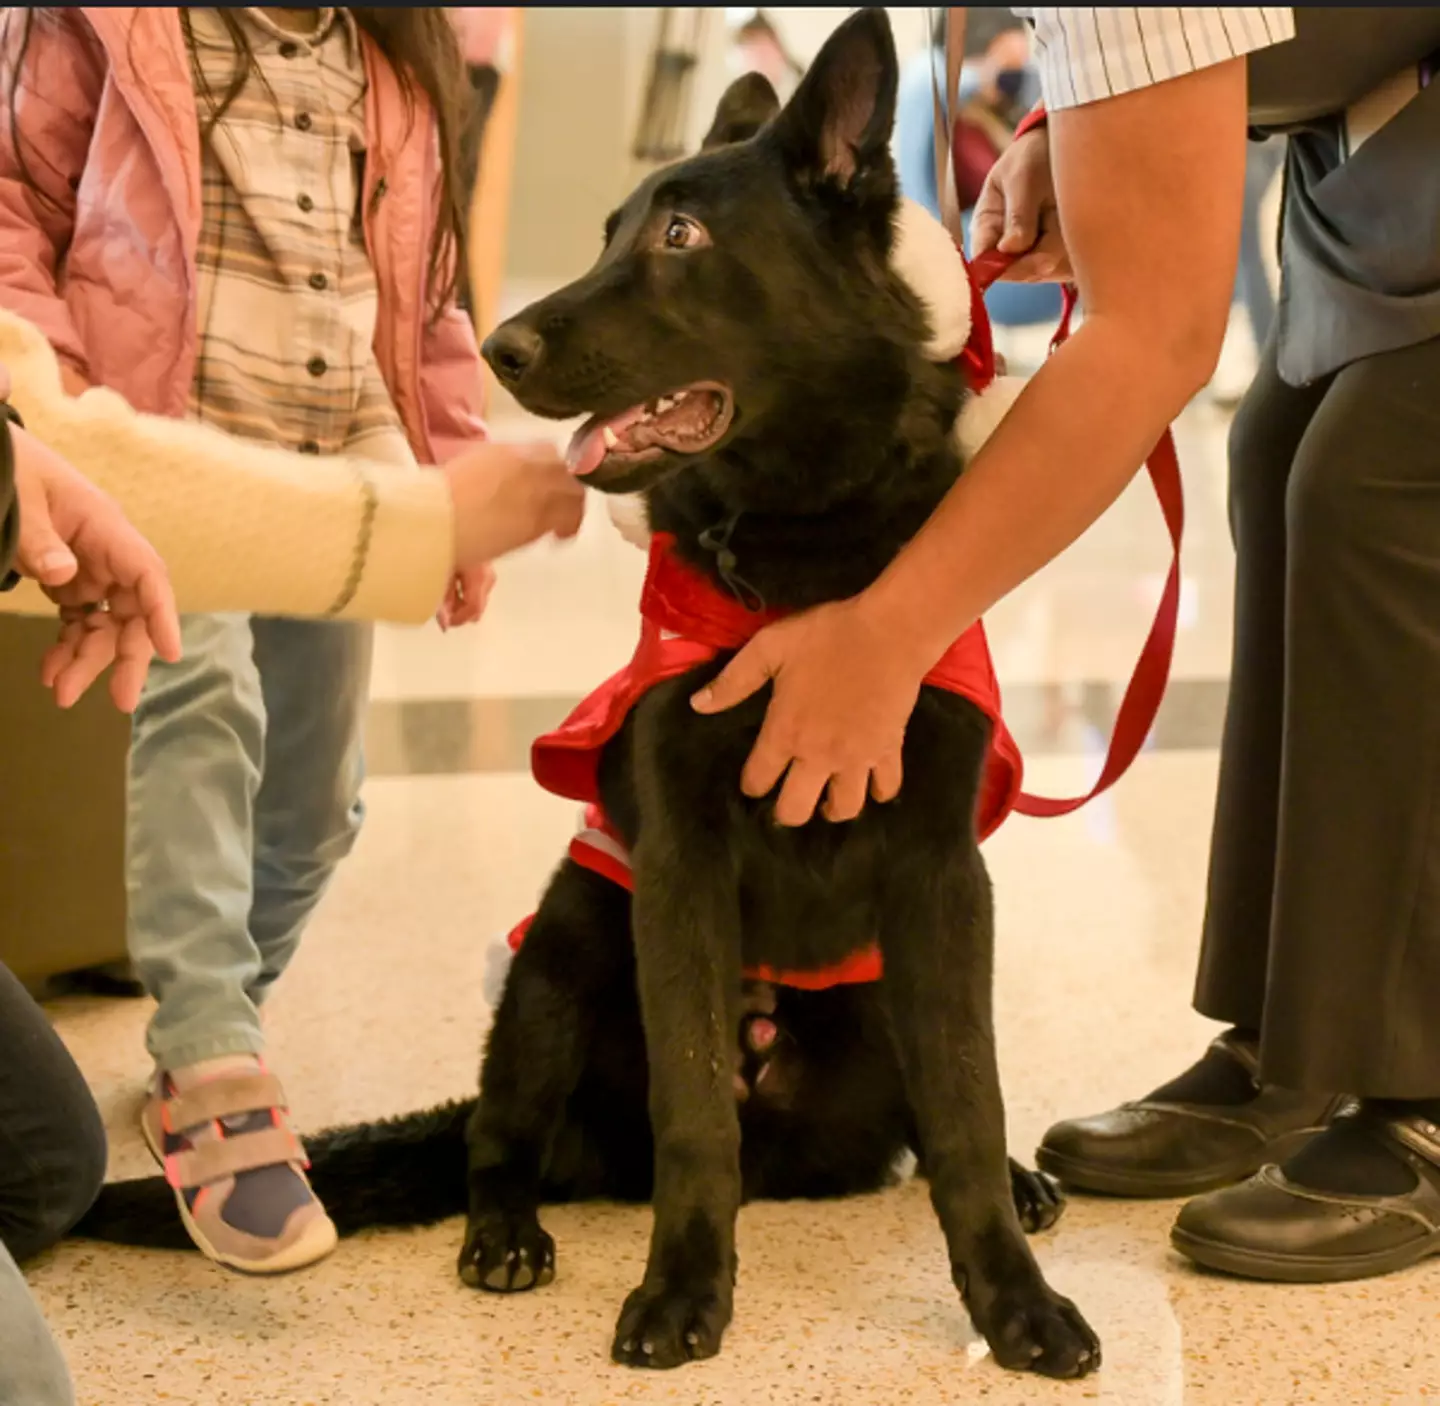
[[504, 181, 1183, 995], [509, 530, 1021, 990]]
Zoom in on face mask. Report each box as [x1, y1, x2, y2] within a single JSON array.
[[994, 67, 1028, 102]]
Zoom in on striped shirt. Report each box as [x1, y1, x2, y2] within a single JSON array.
[[185, 7, 414, 467], [1012, 8, 1295, 111]]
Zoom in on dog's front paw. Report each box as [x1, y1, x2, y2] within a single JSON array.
[[457, 1211, 555, 1293], [611, 1281, 733, 1369], [973, 1283, 1101, 1379], [1009, 1159, 1065, 1234]]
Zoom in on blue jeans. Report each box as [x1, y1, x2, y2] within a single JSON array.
[[127, 614, 373, 1069], [894, 47, 946, 219]]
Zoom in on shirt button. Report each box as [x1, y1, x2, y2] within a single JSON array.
[[297, 192, 314, 213], [307, 355, 327, 378], [299, 439, 320, 454], [308, 271, 328, 292], [279, 40, 300, 59], [295, 111, 313, 132]]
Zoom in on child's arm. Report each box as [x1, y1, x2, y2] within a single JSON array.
[[0, 11, 104, 386]]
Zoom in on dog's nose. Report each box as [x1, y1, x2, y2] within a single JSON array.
[[482, 322, 543, 389]]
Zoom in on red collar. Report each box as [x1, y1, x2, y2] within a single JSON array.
[[640, 531, 782, 648]]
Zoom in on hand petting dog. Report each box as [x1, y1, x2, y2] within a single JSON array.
[[691, 594, 927, 826]]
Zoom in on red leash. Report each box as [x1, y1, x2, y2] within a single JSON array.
[[961, 249, 1185, 819]]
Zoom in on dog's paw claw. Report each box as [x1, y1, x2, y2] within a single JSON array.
[[611, 1283, 731, 1370], [457, 1213, 555, 1294], [981, 1288, 1101, 1379], [1009, 1160, 1066, 1235]]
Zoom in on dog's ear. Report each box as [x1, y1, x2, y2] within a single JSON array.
[[770, 8, 897, 190], [702, 72, 781, 150]]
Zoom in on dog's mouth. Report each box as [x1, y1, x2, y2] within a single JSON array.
[[565, 382, 734, 480]]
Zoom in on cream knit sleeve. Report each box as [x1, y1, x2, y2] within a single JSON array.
[[0, 309, 454, 624]]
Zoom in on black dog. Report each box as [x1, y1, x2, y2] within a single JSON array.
[[74, 9, 1098, 1380], [472, 9, 1096, 1376]]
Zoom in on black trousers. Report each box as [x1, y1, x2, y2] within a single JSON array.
[[1195, 332, 1440, 1098], [0, 963, 106, 1262]]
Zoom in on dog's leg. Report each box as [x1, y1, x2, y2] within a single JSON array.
[[460, 863, 631, 1293], [880, 849, 1101, 1379], [611, 842, 743, 1370], [910, 1128, 1067, 1236]]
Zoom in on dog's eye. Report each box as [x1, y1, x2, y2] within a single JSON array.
[[661, 215, 705, 251]]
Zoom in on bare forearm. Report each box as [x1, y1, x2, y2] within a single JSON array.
[[867, 313, 1206, 666], [870, 61, 1246, 667]]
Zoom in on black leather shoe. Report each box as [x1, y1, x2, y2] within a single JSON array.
[[1036, 1032, 1350, 1198], [1171, 1111, 1440, 1283]]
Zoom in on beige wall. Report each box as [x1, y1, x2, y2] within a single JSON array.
[[504, 6, 932, 289], [505, 7, 657, 284], [685, 7, 931, 162]]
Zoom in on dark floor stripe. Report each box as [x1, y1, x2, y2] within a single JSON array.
[[364, 678, 1229, 779]]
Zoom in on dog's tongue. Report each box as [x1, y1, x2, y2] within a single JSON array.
[[566, 405, 647, 477]]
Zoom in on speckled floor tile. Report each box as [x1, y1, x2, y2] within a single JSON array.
[[28, 753, 1440, 1405]]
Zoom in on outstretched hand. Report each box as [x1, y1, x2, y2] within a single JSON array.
[[439, 438, 585, 629]]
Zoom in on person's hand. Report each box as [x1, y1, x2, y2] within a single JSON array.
[[443, 439, 586, 573], [10, 415, 181, 712], [971, 125, 1072, 283], [690, 594, 931, 827], [436, 563, 496, 630]]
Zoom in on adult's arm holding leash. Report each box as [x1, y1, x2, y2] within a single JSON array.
[[694, 59, 1249, 828]]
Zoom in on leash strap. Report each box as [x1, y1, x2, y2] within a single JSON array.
[[928, 8, 969, 234], [1012, 415, 1184, 819], [974, 257, 1183, 823], [930, 24, 1184, 817]]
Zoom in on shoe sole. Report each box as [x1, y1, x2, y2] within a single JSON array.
[[1035, 1126, 1325, 1200], [142, 1107, 339, 1276], [1170, 1224, 1440, 1284]]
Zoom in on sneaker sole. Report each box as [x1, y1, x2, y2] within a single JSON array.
[[142, 1106, 338, 1275], [1170, 1223, 1440, 1284], [1035, 1126, 1325, 1200]]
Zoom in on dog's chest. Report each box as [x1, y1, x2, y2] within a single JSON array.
[[733, 819, 888, 976]]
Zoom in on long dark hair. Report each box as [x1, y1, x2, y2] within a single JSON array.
[[4, 7, 469, 319]]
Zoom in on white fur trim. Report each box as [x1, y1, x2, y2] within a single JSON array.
[[955, 376, 1027, 460], [891, 197, 973, 361], [606, 493, 652, 550], [482, 937, 516, 1009]]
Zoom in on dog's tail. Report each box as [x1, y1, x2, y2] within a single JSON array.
[[72, 1099, 476, 1250]]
